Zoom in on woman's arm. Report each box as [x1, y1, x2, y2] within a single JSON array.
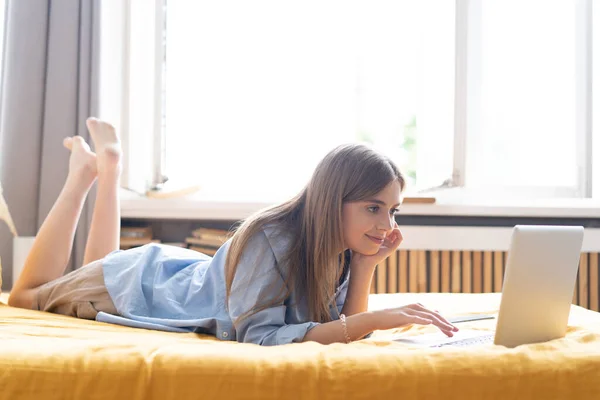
[[340, 260, 376, 316], [303, 303, 458, 344], [339, 223, 403, 317], [303, 260, 378, 344], [302, 311, 378, 344]]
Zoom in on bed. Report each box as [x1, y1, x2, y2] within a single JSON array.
[[1, 291, 600, 399]]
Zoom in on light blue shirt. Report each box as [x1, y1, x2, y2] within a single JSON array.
[[96, 224, 351, 346]]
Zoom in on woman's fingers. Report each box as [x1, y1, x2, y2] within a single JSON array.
[[384, 228, 403, 249], [405, 310, 455, 336], [396, 229, 403, 243], [399, 311, 453, 337], [392, 230, 403, 246], [387, 302, 460, 336], [403, 313, 433, 326], [409, 303, 458, 331]]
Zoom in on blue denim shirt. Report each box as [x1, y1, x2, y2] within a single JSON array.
[[97, 224, 351, 345]]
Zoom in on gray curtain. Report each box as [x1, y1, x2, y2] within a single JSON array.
[[0, 0, 100, 291]]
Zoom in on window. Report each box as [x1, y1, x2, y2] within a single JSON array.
[[113, 0, 598, 202], [161, 0, 454, 200], [0, 0, 6, 95], [463, 0, 586, 198]]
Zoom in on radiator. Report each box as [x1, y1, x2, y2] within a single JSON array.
[[370, 226, 600, 312]]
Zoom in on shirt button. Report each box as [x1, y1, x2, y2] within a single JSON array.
[[222, 331, 229, 338]]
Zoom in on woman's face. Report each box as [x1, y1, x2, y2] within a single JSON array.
[[341, 180, 402, 255]]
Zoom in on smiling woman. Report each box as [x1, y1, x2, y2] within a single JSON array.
[[8, 139, 460, 347], [224, 142, 407, 332], [342, 181, 403, 257]]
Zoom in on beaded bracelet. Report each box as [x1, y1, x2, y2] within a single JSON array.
[[339, 313, 351, 343]]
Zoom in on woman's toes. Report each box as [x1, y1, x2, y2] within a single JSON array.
[[63, 137, 73, 150]]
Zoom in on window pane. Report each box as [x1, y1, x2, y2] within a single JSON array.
[[0, 0, 6, 95], [467, 0, 578, 190], [594, 0, 600, 199], [164, 1, 454, 200]]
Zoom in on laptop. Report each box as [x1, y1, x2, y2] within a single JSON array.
[[394, 225, 584, 348]]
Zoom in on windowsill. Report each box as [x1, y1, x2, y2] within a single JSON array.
[[119, 188, 600, 220]]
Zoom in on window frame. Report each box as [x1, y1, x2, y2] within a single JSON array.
[[99, 0, 164, 195], [453, 0, 592, 199], [110, 0, 595, 199]]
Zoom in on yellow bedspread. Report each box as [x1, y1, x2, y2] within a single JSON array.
[[1, 292, 600, 400]]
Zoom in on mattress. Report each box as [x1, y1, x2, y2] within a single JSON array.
[[1, 292, 600, 399]]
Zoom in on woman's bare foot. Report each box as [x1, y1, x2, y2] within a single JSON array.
[[63, 136, 97, 188], [86, 117, 122, 176]]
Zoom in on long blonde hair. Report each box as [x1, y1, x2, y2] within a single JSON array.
[[225, 143, 405, 323]]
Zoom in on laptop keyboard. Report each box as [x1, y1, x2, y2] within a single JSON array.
[[432, 334, 494, 348]]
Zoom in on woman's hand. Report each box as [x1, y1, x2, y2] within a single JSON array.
[[351, 222, 403, 268], [303, 303, 458, 344], [371, 303, 459, 337]]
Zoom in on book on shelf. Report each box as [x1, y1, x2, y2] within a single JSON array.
[[121, 226, 153, 239], [186, 236, 225, 248], [120, 238, 160, 250], [191, 227, 230, 240]]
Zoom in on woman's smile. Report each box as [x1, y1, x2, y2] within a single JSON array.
[[365, 234, 384, 245]]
